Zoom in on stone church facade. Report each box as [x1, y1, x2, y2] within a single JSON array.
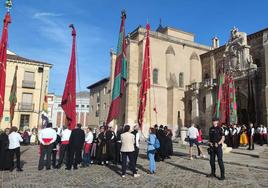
[[88, 25, 211, 135]]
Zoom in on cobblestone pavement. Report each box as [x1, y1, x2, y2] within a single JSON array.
[[1, 145, 268, 188]]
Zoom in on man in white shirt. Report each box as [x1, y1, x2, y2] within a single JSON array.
[[82, 127, 93, 167], [38, 123, 57, 170], [8, 126, 23, 172], [187, 123, 204, 160], [56, 125, 71, 169], [247, 123, 255, 150]]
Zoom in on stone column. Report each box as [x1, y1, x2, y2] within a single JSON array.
[[191, 88, 199, 124], [205, 86, 214, 135]]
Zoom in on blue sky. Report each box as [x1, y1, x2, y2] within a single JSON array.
[[1, 0, 268, 94]]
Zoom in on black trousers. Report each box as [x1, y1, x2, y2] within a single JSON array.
[[248, 136, 254, 150], [38, 144, 53, 170], [57, 144, 69, 167], [115, 142, 122, 164], [68, 148, 82, 168], [121, 152, 136, 175], [133, 146, 139, 166], [209, 145, 225, 177], [52, 150, 57, 167], [10, 147, 21, 169], [108, 142, 116, 163]]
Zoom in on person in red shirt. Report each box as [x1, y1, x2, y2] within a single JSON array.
[[196, 125, 206, 158]]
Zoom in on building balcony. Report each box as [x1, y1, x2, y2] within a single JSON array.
[[18, 103, 35, 112], [22, 80, 36, 89]]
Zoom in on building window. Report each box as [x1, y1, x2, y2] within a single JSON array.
[[58, 104, 61, 107], [97, 92, 100, 103], [81, 105, 85, 108], [87, 105, 89, 108], [179, 72, 184, 87], [104, 87, 107, 94], [91, 105, 93, 112], [76, 105, 79, 108], [22, 71, 35, 88], [153, 68, 158, 84], [24, 71, 34, 80], [20, 93, 33, 111]]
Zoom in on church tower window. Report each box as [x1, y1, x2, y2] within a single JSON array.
[[153, 68, 159, 84]]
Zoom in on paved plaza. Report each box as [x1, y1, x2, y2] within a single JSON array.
[[1, 143, 268, 188]]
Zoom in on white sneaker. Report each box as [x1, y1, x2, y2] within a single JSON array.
[[190, 157, 193, 160], [134, 174, 140, 178], [202, 155, 207, 158], [122, 175, 126, 178], [196, 155, 201, 159]]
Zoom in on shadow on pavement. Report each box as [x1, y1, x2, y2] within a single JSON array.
[[230, 151, 259, 158], [165, 161, 208, 176], [136, 164, 148, 173], [172, 151, 189, 158]]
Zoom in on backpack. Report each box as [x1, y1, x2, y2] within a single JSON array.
[[154, 137, 160, 149]]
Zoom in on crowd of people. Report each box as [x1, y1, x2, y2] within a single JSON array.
[[36, 123, 175, 177], [222, 123, 268, 150], [0, 122, 170, 177], [0, 120, 267, 180]]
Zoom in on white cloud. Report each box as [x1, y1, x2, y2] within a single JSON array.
[[33, 12, 63, 19]]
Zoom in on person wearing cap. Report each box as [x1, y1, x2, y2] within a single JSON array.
[[38, 123, 57, 170], [207, 118, 225, 180]]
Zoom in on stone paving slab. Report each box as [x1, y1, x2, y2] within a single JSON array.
[[1, 145, 268, 188]]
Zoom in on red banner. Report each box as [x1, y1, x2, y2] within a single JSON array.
[[61, 25, 76, 130]]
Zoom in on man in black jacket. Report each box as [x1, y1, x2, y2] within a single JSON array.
[[66, 124, 85, 170]]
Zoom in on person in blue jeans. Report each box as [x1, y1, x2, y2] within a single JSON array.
[[146, 128, 157, 174]]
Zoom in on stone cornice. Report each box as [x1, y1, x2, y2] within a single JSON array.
[[128, 26, 212, 51], [7, 54, 52, 67], [7, 59, 52, 68]]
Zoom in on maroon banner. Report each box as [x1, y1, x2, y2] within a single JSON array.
[[0, 12, 11, 121], [138, 23, 151, 130], [61, 25, 76, 130]]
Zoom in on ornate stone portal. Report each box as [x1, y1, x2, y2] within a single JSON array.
[[223, 27, 257, 78]]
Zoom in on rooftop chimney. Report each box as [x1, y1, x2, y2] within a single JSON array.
[[212, 36, 219, 48]]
